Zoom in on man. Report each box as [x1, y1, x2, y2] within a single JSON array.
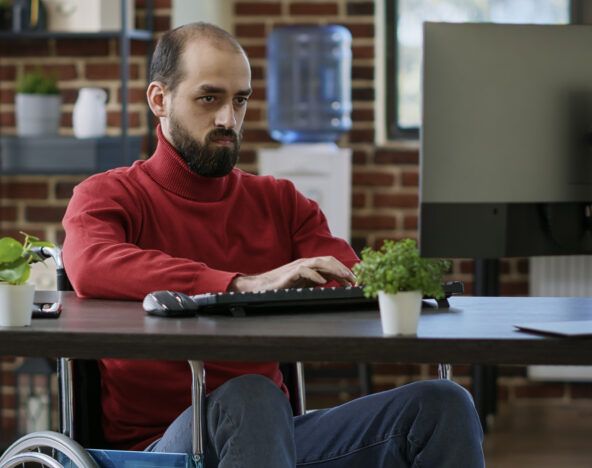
[[62, 22, 484, 467]]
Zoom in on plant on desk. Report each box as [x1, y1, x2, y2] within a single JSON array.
[[0, 233, 55, 326], [15, 68, 61, 137], [353, 238, 450, 336]]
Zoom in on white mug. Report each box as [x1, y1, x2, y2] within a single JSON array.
[[73, 87, 107, 138]]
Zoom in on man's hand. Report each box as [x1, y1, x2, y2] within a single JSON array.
[[229, 256, 356, 292]]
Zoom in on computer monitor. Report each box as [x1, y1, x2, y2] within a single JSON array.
[[420, 22, 592, 258]]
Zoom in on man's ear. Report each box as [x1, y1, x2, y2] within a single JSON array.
[[147, 81, 168, 118]]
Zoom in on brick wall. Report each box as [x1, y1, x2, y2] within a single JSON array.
[[0, 0, 568, 444]]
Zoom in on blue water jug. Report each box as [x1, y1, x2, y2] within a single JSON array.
[[266, 25, 352, 143]]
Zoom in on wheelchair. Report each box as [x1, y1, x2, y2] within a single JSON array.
[[0, 246, 306, 467]]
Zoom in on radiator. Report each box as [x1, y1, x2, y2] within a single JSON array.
[[528, 256, 592, 381]]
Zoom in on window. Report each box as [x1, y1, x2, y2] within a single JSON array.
[[385, 0, 579, 140]]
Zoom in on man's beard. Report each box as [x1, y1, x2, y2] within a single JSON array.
[[169, 115, 242, 177]]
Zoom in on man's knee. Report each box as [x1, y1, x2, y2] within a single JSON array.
[[411, 379, 477, 421], [209, 374, 291, 418]]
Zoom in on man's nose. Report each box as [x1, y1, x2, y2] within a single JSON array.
[[215, 103, 236, 129]]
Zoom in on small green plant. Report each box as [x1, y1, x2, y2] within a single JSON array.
[[0, 233, 55, 285], [16, 69, 60, 95], [353, 238, 451, 299]]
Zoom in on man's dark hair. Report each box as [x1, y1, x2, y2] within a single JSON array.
[[149, 22, 246, 92]]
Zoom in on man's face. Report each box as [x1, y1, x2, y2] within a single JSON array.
[[163, 39, 252, 177]]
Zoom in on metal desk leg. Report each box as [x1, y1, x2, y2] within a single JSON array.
[[438, 363, 452, 380], [188, 360, 206, 468]]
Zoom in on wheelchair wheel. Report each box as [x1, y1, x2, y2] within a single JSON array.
[[0, 431, 98, 468]]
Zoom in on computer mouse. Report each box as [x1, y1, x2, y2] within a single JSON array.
[[143, 290, 199, 317]]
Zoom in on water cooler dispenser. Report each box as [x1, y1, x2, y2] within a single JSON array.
[[259, 25, 353, 240]]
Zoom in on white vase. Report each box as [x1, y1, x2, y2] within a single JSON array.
[[378, 290, 422, 336], [73, 87, 107, 138], [0, 283, 35, 327], [15, 93, 61, 136]]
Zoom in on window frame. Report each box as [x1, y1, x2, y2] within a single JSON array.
[[384, 0, 585, 141]]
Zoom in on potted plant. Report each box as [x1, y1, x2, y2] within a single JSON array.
[[353, 238, 450, 335], [15, 68, 61, 136], [0, 233, 55, 327]]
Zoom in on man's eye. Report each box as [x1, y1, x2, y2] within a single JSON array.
[[235, 97, 248, 106], [200, 96, 215, 103]]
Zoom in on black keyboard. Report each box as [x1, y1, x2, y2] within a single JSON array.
[[143, 282, 464, 318]]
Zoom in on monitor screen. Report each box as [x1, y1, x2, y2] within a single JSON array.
[[420, 22, 592, 258]]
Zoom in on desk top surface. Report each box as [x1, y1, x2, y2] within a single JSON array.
[[1, 292, 591, 364]]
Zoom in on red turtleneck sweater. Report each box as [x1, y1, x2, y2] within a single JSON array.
[[62, 127, 358, 450]]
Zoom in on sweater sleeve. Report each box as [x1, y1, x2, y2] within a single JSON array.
[[280, 180, 359, 269], [62, 176, 238, 300]]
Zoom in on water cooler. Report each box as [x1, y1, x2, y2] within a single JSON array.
[[259, 25, 353, 241]]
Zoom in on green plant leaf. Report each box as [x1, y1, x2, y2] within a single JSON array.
[[0, 237, 23, 263], [0, 258, 29, 285]]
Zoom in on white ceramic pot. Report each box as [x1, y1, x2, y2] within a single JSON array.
[[73, 87, 107, 138], [0, 283, 35, 327], [378, 290, 422, 336], [15, 93, 62, 136]]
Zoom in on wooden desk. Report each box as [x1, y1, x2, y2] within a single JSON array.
[[1, 292, 591, 365]]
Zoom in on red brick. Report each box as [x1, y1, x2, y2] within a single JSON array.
[[107, 111, 141, 128], [514, 383, 565, 399], [500, 259, 511, 274], [500, 281, 529, 296], [352, 150, 368, 165], [118, 87, 147, 104], [403, 215, 417, 230], [0, 65, 16, 80], [235, 2, 282, 16], [497, 366, 527, 377], [352, 215, 397, 230], [136, 0, 171, 7], [86, 63, 140, 80], [55, 39, 110, 56], [25, 206, 67, 223], [289, 2, 338, 15], [250, 65, 264, 80], [352, 192, 366, 208], [235, 23, 267, 38], [0, 40, 50, 57], [55, 182, 80, 199], [375, 149, 418, 165], [352, 87, 374, 101], [131, 41, 151, 56], [239, 149, 256, 165], [401, 171, 418, 187], [352, 171, 395, 187], [352, 108, 374, 122], [244, 107, 263, 122], [0, 205, 17, 221], [154, 14, 171, 32], [352, 65, 374, 80], [0, 112, 15, 127], [243, 44, 266, 59], [517, 258, 529, 275], [23, 64, 78, 81], [60, 88, 79, 104], [342, 23, 374, 38], [60, 112, 73, 128], [348, 129, 374, 143], [373, 193, 418, 209], [0, 89, 14, 104], [346, 2, 374, 15], [242, 128, 274, 143], [373, 235, 415, 249], [249, 86, 266, 101], [0, 182, 48, 199], [460, 260, 474, 274], [352, 45, 374, 60]]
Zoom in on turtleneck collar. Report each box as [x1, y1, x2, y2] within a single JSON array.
[[142, 125, 233, 202]]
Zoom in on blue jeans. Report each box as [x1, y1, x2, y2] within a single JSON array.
[[147, 374, 484, 467]]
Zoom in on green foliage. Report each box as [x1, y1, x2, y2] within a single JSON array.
[[353, 238, 451, 299], [0, 233, 55, 286], [16, 69, 60, 95]]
